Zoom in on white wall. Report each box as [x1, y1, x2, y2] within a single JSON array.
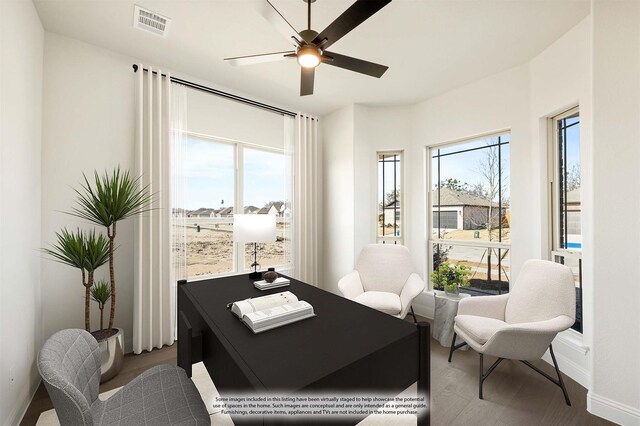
[[41, 32, 293, 354], [0, 0, 44, 424], [588, 1, 640, 423], [320, 17, 598, 397], [41, 32, 138, 352], [321, 105, 414, 294], [353, 105, 414, 261], [529, 18, 592, 390], [187, 88, 285, 150], [410, 64, 531, 282], [322, 105, 355, 294], [323, 64, 533, 293]]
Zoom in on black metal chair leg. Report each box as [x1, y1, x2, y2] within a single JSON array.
[[479, 353, 484, 399], [478, 355, 504, 401], [550, 345, 572, 406], [410, 306, 418, 323], [448, 332, 457, 362], [448, 331, 468, 363], [520, 344, 571, 406]]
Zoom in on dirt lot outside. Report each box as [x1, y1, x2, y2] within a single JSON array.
[[183, 221, 290, 277]]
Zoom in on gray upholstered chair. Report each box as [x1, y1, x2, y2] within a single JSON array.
[[38, 329, 210, 425], [448, 259, 576, 405], [339, 244, 425, 322]]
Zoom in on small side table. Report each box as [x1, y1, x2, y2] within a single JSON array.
[[432, 290, 470, 348]]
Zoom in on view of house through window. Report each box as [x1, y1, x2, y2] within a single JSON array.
[[243, 147, 290, 271], [377, 152, 402, 244], [551, 107, 582, 333], [181, 136, 291, 278], [429, 133, 511, 295]]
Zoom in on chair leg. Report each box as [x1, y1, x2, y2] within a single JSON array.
[[479, 353, 484, 399], [550, 345, 572, 406], [447, 331, 468, 363], [448, 332, 457, 362], [410, 306, 418, 323], [520, 344, 572, 406], [478, 355, 504, 400]]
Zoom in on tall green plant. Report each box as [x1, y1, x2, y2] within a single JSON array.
[[71, 166, 152, 330], [43, 229, 110, 332]]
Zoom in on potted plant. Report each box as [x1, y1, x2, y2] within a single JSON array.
[[43, 228, 110, 332], [70, 166, 152, 380], [431, 262, 471, 296]]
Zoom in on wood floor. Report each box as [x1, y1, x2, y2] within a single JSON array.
[[21, 317, 612, 426]]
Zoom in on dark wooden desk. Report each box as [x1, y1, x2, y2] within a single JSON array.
[[178, 274, 430, 425]]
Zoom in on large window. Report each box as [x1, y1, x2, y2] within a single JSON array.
[[184, 138, 236, 277], [550, 107, 582, 333], [182, 136, 291, 278], [429, 133, 510, 295], [243, 147, 290, 271], [377, 152, 402, 244]]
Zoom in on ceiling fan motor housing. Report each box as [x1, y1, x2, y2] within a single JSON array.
[[298, 29, 319, 44]]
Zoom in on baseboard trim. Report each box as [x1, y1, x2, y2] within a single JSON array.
[[8, 376, 41, 426], [588, 391, 640, 425], [541, 348, 590, 389]]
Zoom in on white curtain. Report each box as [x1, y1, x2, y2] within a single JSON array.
[[170, 84, 188, 338], [133, 65, 188, 353], [286, 114, 320, 285]]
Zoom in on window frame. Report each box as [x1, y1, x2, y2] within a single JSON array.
[[376, 150, 404, 245], [548, 106, 583, 334], [426, 131, 511, 293], [183, 132, 292, 280], [548, 106, 581, 255]]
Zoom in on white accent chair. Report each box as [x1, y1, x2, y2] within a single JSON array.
[[448, 259, 576, 405], [338, 244, 425, 322]]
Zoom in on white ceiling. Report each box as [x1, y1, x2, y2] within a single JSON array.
[[33, 0, 590, 116]]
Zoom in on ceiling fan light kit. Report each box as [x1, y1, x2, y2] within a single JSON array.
[[297, 45, 321, 68], [224, 0, 392, 96]]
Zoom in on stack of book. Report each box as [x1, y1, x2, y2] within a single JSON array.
[[254, 277, 290, 290], [230, 291, 315, 334]]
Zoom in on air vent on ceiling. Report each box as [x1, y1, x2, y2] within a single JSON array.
[[133, 5, 171, 38]]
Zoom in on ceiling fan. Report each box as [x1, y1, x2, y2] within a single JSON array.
[[224, 0, 392, 96]]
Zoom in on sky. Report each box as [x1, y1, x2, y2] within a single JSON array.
[[563, 116, 581, 169], [181, 137, 287, 210], [429, 120, 580, 201], [431, 134, 511, 200], [183, 125, 578, 212]]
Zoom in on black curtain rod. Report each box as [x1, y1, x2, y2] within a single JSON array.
[[132, 64, 297, 118]]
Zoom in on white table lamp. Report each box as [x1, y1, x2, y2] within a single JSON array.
[[233, 214, 277, 278]]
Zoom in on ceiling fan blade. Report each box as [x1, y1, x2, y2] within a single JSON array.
[[224, 51, 295, 66], [312, 0, 391, 50], [322, 51, 388, 78], [300, 67, 315, 96], [257, 0, 301, 46]]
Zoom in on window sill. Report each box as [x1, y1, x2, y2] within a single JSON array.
[[555, 328, 589, 355]]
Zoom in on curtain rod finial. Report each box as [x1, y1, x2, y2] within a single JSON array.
[[132, 64, 139, 72]]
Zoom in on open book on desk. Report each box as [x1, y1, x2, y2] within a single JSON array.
[[230, 291, 315, 334]]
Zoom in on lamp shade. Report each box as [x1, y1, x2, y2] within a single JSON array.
[[233, 214, 277, 243]]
